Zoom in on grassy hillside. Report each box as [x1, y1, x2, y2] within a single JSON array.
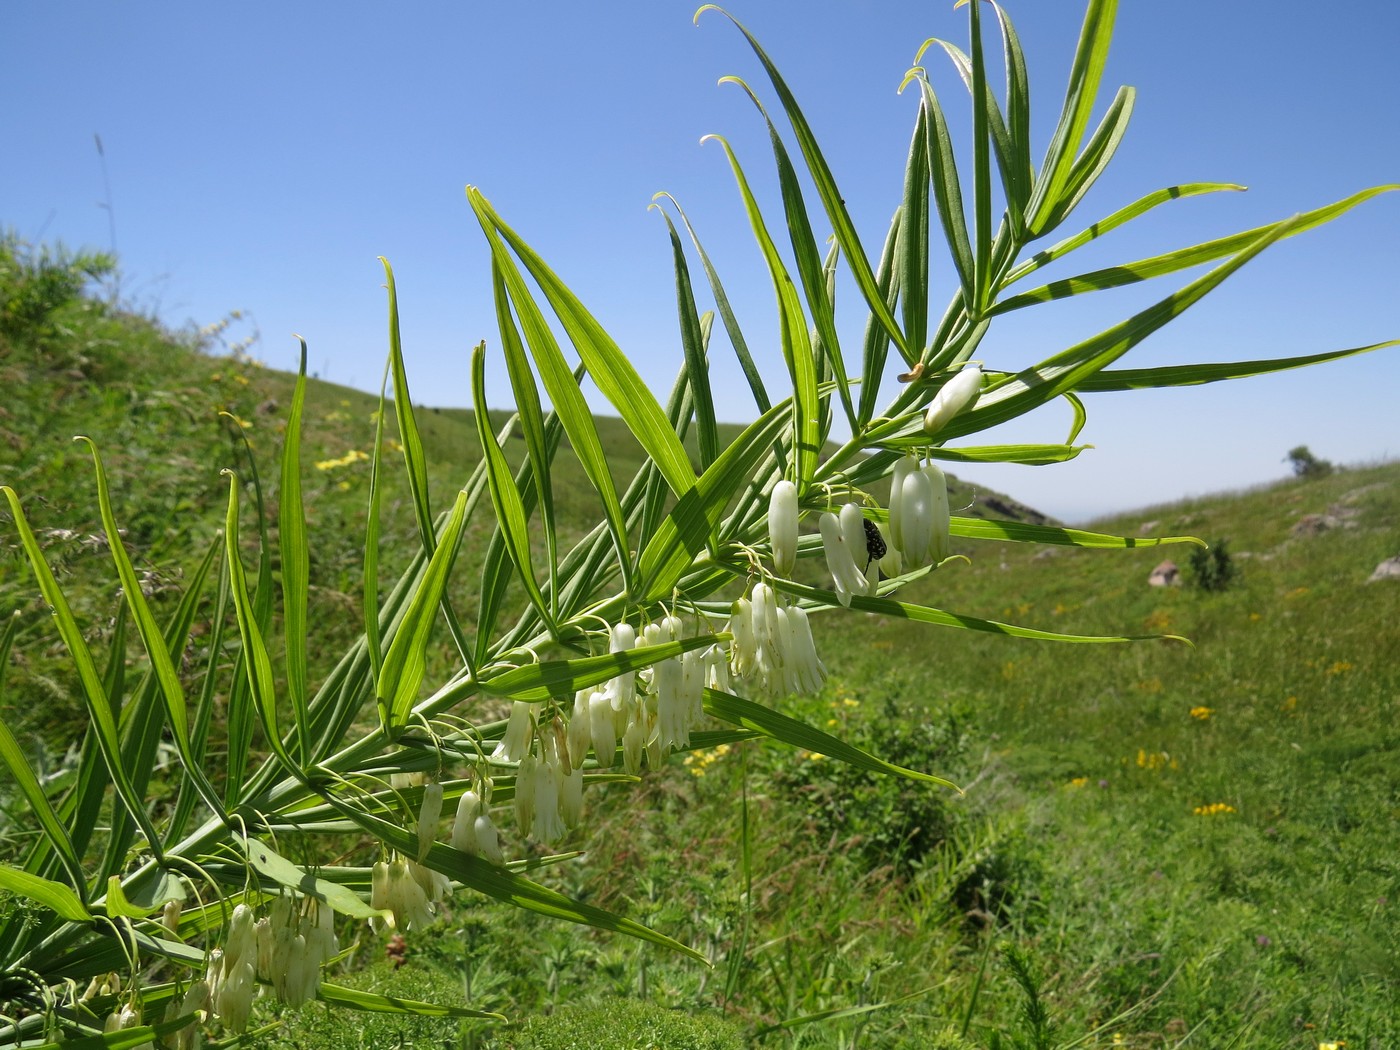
[[2, 244, 1396, 1049]]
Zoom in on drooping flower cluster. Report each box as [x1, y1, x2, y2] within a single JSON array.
[[728, 581, 826, 697], [451, 773, 505, 863], [820, 503, 879, 606], [881, 455, 951, 575], [205, 904, 257, 1033], [254, 894, 340, 1007], [371, 853, 449, 932]]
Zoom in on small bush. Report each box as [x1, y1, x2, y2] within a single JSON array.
[[0, 232, 114, 344], [1187, 539, 1239, 592], [1285, 444, 1334, 479]]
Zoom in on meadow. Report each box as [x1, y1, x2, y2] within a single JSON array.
[[1, 242, 1394, 1048]]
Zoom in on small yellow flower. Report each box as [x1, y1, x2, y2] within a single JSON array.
[[1317, 1041, 1346, 1049], [1068, 777, 1088, 788], [1193, 802, 1236, 816], [1281, 695, 1298, 712], [1189, 706, 1213, 720], [1285, 586, 1310, 600], [1325, 661, 1353, 676]]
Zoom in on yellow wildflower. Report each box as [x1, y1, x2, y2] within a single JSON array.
[[1189, 706, 1213, 720], [1193, 802, 1236, 816]]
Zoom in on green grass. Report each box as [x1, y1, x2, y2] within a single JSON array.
[[2, 253, 1396, 1048]]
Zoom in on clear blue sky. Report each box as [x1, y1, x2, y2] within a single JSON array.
[[5, 1, 1397, 523]]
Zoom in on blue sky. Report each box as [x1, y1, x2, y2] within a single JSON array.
[[5, 1, 1397, 523]]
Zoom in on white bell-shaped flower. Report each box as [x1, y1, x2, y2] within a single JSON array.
[[819, 509, 869, 607], [491, 701, 535, 763], [416, 782, 443, 862], [589, 690, 617, 767]]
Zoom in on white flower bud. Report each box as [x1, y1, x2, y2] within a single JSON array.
[[514, 753, 538, 837], [416, 782, 443, 862], [567, 689, 593, 767], [768, 479, 798, 577], [474, 813, 504, 863], [899, 467, 935, 568], [606, 622, 637, 711], [452, 789, 482, 852], [162, 898, 182, 936], [922, 365, 983, 434], [589, 690, 617, 767], [622, 718, 646, 776], [922, 461, 951, 565]]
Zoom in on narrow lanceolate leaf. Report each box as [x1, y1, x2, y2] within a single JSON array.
[[1, 487, 165, 859], [493, 263, 559, 610], [653, 193, 772, 413], [911, 75, 975, 313], [318, 982, 505, 1020], [1025, 0, 1119, 236], [477, 224, 633, 600], [222, 471, 297, 775], [703, 689, 957, 789], [864, 209, 904, 424], [0, 640, 87, 895], [316, 795, 707, 962], [1040, 85, 1135, 234], [967, 0, 994, 313], [950, 516, 1205, 549], [78, 439, 225, 822], [280, 341, 312, 761], [480, 634, 716, 702], [758, 571, 1187, 646], [0, 862, 91, 922], [468, 187, 696, 501], [1003, 183, 1246, 286], [638, 398, 799, 602], [879, 442, 1090, 465], [697, 6, 913, 365], [381, 259, 435, 550], [234, 834, 381, 919], [724, 77, 858, 433], [702, 134, 821, 485], [377, 486, 470, 736], [994, 187, 1397, 314], [943, 218, 1299, 438], [1075, 339, 1400, 391], [470, 345, 552, 636], [992, 1, 1033, 225], [364, 360, 392, 679], [656, 205, 720, 469]]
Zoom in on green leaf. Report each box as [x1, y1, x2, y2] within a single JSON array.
[[941, 217, 1298, 437], [469, 343, 553, 634], [950, 515, 1204, 549], [1003, 183, 1245, 286], [280, 341, 312, 762], [314, 795, 707, 963], [1, 487, 165, 860], [1075, 339, 1400, 391], [911, 75, 976, 313], [0, 862, 91, 922], [697, 6, 914, 366], [1025, 0, 1119, 236], [364, 360, 392, 680], [468, 188, 696, 501], [478, 229, 633, 599], [318, 981, 505, 1020], [79, 438, 226, 822], [479, 635, 717, 703], [637, 397, 793, 602], [655, 205, 720, 469], [703, 689, 957, 789], [0, 622, 87, 898], [724, 77, 859, 433], [883, 442, 1090, 465], [652, 193, 772, 414], [234, 834, 382, 919], [222, 470, 297, 775], [701, 133, 821, 486], [492, 263, 560, 611], [1041, 85, 1135, 233], [995, 187, 1396, 314], [377, 486, 470, 736], [101, 874, 151, 919]]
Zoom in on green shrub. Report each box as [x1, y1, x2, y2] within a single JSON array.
[[1186, 538, 1239, 592]]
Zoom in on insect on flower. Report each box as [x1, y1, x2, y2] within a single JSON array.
[[862, 519, 887, 569]]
